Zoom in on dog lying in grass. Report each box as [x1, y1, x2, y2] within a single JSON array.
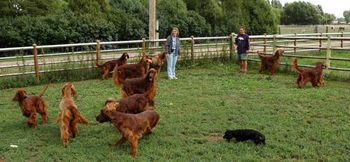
[[223, 129, 265, 145], [57, 83, 88, 148], [96, 105, 159, 158], [96, 94, 152, 119], [12, 85, 49, 128]]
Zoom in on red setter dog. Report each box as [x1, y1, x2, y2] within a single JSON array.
[[258, 49, 284, 75], [96, 52, 129, 80], [12, 85, 49, 128], [121, 68, 157, 105], [96, 106, 159, 158], [292, 58, 326, 88], [112, 54, 152, 87], [57, 83, 88, 147], [97, 94, 152, 116], [150, 52, 166, 73]]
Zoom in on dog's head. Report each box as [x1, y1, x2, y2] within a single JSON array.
[[121, 52, 130, 60], [146, 68, 157, 82], [140, 53, 152, 64], [223, 130, 234, 140], [61, 83, 78, 98], [315, 62, 327, 69], [96, 98, 119, 123], [153, 52, 166, 66], [12, 89, 27, 101], [275, 48, 284, 56]]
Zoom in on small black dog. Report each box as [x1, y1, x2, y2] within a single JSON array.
[[223, 129, 265, 145]]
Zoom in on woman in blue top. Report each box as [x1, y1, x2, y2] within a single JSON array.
[[234, 26, 250, 73], [165, 27, 181, 80]]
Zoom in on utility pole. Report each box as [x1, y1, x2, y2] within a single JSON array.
[[149, 0, 156, 54]]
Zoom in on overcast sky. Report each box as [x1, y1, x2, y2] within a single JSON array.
[[279, 0, 348, 18]]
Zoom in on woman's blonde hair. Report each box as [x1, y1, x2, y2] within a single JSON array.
[[171, 27, 179, 36]]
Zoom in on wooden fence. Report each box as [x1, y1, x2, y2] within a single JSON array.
[[0, 32, 350, 80]]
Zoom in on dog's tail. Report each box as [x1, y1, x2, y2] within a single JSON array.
[[70, 106, 88, 124], [38, 84, 49, 97], [257, 51, 265, 58], [96, 57, 103, 68], [291, 58, 303, 74]]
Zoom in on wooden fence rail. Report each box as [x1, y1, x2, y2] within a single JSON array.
[[1, 32, 350, 78]]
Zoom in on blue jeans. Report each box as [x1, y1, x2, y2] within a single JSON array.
[[166, 51, 178, 79]]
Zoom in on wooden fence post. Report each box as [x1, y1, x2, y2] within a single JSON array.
[[341, 32, 344, 48], [319, 33, 322, 54], [96, 40, 100, 66], [263, 33, 267, 54], [33, 44, 40, 80], [191, 36, 194, 61], [278, 27, 281, 35], [273, 34, 276, 52], [142, 38, 146, 54], [326, 35, 331, 70], [294, 33, 297, 54], [229, 33, 234, 60]]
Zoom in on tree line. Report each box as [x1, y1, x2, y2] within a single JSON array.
[[0, 0, 339, 48]]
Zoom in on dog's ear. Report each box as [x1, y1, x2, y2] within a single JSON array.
[[70, 84, 78, 98], [12, 91, 20, 101]]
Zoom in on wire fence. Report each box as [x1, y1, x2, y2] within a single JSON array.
[[0, 32, 350, 80]]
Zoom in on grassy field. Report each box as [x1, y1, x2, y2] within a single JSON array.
[[1, 64, 350, 161]]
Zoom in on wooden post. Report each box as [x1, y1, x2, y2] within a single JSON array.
[[142, 38, 146, 54], [149, 0, 156, 54], [319, 33, 322, 54], [229, 33, 234, 60], [273, 34, 276, 52], [191, 36, 194, 61], [263, 33, 267, 54], [294, 33, 297, 54], [96, 40, 101, 66], [278, 26, 281, 35], [33, 44, 40, 80], [341, 32, 344, 48], [326, 35, 331, 70]]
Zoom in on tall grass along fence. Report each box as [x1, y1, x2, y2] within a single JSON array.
[[0, 32, 350, 89]]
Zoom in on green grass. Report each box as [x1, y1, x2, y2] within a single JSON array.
[[1, 63, 350, 162]]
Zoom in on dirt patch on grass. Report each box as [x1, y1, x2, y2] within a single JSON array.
[[207, 134, 224, 142]]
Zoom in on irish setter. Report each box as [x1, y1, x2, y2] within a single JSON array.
[[57, 83, 88, 148], [96, 106, 159, 158], [12, 85, 49, 128], [258, 49, 284, 75], [112, 54, 152, 87], [96, 52, 129, 80], [150, 52, 166, 74], [292, 58, 326, 88], [121, 68, 157, 105], [96, 94, 151, 117]]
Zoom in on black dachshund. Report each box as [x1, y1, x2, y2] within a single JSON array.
[[223, 129, 265, 145]]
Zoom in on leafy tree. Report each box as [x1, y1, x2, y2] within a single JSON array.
[[271, 0, 282, 9], [281, 2, 323, 25], [344, 10, 350, 24], [241, 0, 278, 34], [321, 13, 336, 25]]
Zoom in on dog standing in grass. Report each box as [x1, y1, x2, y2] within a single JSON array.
[[57, 83, 88, 148], [12, 85, 49, 128], [96, 52, 129, 80], [96, 104, 159, 158]]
